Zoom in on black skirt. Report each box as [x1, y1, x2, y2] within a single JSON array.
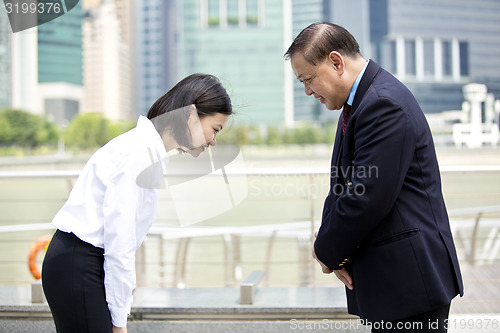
[[41, 229, 112, 333]]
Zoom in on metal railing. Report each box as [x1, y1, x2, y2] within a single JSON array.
[[1, 167, 500, 288], [448, 205, 500, 265]]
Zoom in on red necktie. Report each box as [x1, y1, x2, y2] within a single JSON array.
[[342, 103, 351, 135]]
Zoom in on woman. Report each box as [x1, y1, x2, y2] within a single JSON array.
[[42, 73, 232, 333]]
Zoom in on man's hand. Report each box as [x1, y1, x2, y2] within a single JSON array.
[[333, 267, 354, 290], [313, 231, 354, 290]]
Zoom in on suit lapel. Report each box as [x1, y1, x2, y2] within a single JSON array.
[[351, 60, 381, 111], [329, 60, 381, 193], [330, 116, 344, 190]]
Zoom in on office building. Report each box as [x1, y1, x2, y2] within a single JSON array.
[[134, 0, 177, 115], [327, 0, 500, 114], [178, 0, 293, 126], [83, 0, 133, 121], [291, 0, 328, 123], [38, 1, 84, 125], [0, 7, 10, 109]]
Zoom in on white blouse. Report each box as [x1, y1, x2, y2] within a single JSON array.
[[51, 116, 168, 327]]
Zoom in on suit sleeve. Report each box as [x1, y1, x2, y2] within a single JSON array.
[[314, 97, 417, 270]]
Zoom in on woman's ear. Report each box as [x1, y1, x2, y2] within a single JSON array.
[[187, 105, 205, 148]]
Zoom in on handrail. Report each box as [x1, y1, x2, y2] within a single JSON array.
[[448, 206, 500, 266], [448, 205, 500, 216], [1, 164, 500, 179], [1, 170, 499, 287]]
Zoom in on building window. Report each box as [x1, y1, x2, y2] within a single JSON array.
[[203, 0, 263, 28], [246, 0, 258, 25], [207, 0, 220, 26], [442, 40, 452, 77], [459, 41, 469, 77], [227, 0, 239, 26], [423, 40, 434, 77], [404, 40, 416, 76], [384, 40, 397, 74]]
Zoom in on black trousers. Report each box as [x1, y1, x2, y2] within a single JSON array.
[[371, 303, 451, 333], [42, 230, 112, 333]]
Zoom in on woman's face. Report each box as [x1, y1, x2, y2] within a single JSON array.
[[186, 112, 229, 157]]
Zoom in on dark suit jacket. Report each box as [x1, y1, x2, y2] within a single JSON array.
[[315, 60, 463, 322]]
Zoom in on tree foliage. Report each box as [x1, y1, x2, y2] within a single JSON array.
[[64, 113, 112, 149], [64, 113, 135, 149], [0, 109, 58, 147], [218, 122, 338, 146], [0, 107, 339, 151]]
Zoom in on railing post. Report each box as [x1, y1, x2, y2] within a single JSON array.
[[174, 237, 191, 288], [240, 270, 264, 305], [223, 234, 242, 286], [469, 212, 483, 265], [309, 172, 316, 287], [264, 230, 277, 287], [135, 243, 146, 286]]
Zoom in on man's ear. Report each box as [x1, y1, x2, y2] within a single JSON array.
[[328, 51, 345, 73]]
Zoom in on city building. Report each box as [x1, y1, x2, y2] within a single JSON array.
[[0, 1, 84, 124], [133, 0, 177, 116], [38, 0, 84, 125], [83, 0, 133, 121], [178, 0, 293, 126], [0, 6, 10, 109], [4, 0, 500, 128], [327, 0, 500, 114], [291, 0, 328, 123], [10, 28, 38, 116]]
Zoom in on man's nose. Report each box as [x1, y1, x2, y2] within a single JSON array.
[[304, 84, 313, 96]]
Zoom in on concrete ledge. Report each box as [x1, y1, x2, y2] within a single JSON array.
[[0, 320, 371, 333], [0, 286, 373, 332]]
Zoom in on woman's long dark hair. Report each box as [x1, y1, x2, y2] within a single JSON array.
[[147, 73, 232, 148]]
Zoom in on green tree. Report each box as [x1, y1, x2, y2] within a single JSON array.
[[265, 126, 282, 145], [0, 109, 58, 147], [291, 125, 323, 144], [65, 113, 112, 149], [0, 112, 12, 143], [109, 120, 135, 139]]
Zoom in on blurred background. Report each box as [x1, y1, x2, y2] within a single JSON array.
[[0, 0, 500, 316]]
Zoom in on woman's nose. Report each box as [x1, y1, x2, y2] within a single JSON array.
[[209, 135, 216, 146]]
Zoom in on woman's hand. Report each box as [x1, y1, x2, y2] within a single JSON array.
[[113, 325, 127, 333]]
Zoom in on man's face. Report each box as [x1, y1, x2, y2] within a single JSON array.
[[290, 53, 349, 111]]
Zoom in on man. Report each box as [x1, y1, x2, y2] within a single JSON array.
[[285, 23, 463, 332]]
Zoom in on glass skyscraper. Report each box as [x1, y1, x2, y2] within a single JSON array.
[[291, 0, 327, 123], [0, 6, 10, 109], [38, 2, 83, 86], [329, 0, 500, 114], [134, 0, 178, 116], [178, 0, 291, 125], [38, 1, 84, 124]]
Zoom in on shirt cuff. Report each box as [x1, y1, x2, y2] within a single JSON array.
[[108, 304, 130, 327]]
